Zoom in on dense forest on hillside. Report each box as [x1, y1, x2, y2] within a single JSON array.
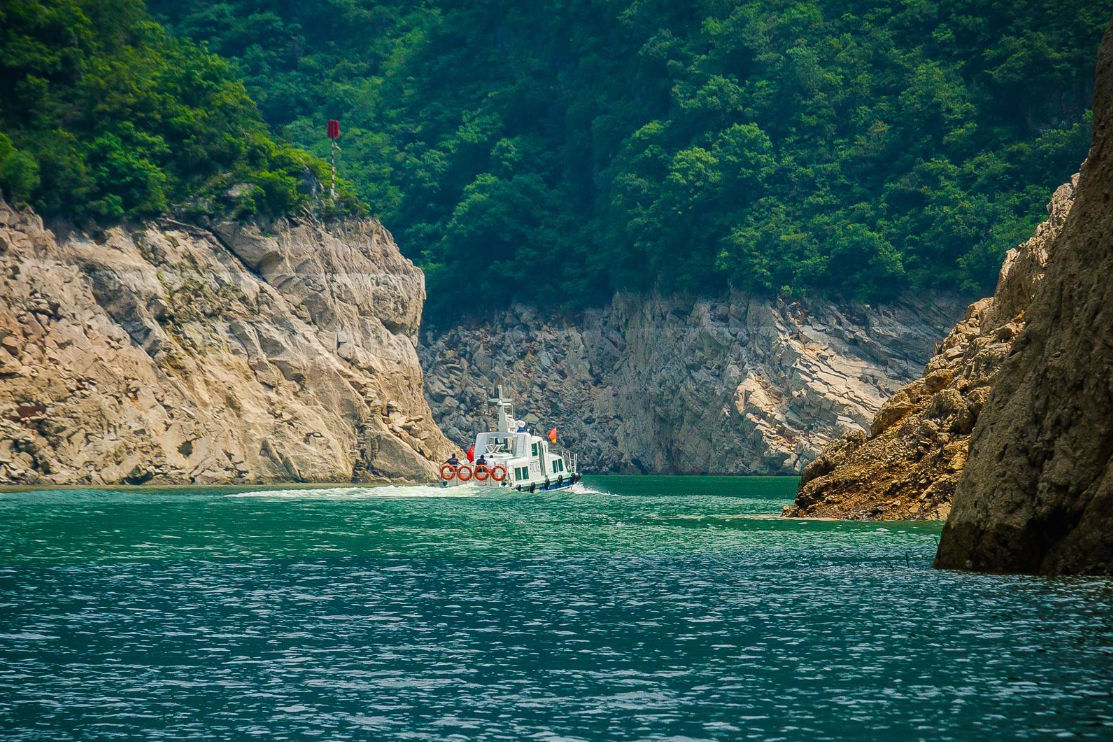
[[151, 0, 1110, 320], [1, 2, 1105, 318], [0, 0, 358, 222]]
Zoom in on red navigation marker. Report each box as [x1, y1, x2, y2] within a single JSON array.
[[327, 120, 341, 197]]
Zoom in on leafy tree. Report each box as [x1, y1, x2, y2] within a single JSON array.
[[0, 133, 39, 202]]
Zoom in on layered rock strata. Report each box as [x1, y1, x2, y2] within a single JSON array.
[[0, 200, 452, 484], [786, 175, 1079, 520], [935, 21, 1113, 574], [421, 293, 962, 474]]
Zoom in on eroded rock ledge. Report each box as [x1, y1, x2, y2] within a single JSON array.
[[785, 175, 1079, 520], [935, 20, 1113, 574], [0, 200, 452, 485], [421, 293, 962, 474]]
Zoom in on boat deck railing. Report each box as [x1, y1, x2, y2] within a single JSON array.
[[555, 448, 578, 475]]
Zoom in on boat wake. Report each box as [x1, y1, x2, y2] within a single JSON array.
[[226, 481, 604, 500], [226, 484, 485, 500]]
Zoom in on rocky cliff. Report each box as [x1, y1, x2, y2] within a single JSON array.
[[934, 21, 1113, 574], [785, 174, 1079, 520], [0, 199, 452, 485], [421, 293, 962, 474]]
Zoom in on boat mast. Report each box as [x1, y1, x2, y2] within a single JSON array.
[[490, 383, 515, 433]]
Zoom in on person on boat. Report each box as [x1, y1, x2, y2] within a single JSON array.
[[476, 454, 488, 470], [466, 445, 475, 463], [446, 453, 460, 467]]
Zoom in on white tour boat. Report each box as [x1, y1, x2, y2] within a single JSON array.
[[440, 385, 581, 491]]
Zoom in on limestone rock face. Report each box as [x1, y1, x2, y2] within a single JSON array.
[[785, 175, 1079, 520], [0, 201, 452, 485], [421, 293, 961, 474], [935, 22, 1113, 574]]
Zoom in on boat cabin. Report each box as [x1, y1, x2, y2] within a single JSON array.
[[441, 386, 579, 490]]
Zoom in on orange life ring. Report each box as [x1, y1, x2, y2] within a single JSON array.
[[474, 465, 490, 481], [456, 465, 473, 482], [491, 465, 507, 482], [440, 464, 456, 481]]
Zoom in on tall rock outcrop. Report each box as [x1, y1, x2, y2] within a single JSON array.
[[0, 200, 452, 484], [935, 21, 1113, 574], [421, 293, 962, 474], [785, 174, 1079, 520]]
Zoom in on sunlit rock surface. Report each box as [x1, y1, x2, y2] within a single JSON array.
[[0, 201, 451, 484], [786, 174, 1079, 520], [421, 292, 962, 474]]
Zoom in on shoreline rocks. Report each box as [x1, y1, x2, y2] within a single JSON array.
[[784, 174, 1079, 520], [935, 20, 1113, 574]]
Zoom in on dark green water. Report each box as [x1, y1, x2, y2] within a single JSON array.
[[1, 476, 1111, 741]]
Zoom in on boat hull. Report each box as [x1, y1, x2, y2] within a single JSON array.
[[511, 474, 581, 493], [441, 473, 582, 491]]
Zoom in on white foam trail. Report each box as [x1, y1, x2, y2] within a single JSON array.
[[226, 484, 484, 500], [567, 481, 605, 495], [227, 480, 605, 500]]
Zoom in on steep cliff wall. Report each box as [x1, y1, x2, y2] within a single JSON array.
[[0, 200, 452, 485], [786, 174, 1079, 520], [421, 293, 962, 474], [935, 22, 1113, 574]]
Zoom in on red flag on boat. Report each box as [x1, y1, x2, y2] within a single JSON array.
[[466, 445, 475, 463], [327, 120, 340, 139], [548, 428, 558, 444]]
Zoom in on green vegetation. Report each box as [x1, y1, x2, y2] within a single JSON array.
[[151, 0, 1109, 320], [0, 0, 359, 222], [3, 1, 1106, 319]]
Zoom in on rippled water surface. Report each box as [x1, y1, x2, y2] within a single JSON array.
[[1, 476, 1111, 741]]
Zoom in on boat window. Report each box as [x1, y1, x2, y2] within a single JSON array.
[[531, 442, 538, 457]]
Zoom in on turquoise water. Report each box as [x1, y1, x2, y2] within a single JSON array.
[[1, 476, 1111, 740]]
